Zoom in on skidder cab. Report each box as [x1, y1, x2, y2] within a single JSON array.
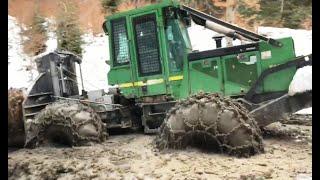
[[104, 0, 311, 125]]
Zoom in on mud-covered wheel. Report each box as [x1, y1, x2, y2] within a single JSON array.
[[155, 93, 264, 157], [24, 100, 108, 148], [8, 88, 26, 147]]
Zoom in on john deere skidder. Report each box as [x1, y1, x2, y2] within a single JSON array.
[[22, 0, 311, 156]]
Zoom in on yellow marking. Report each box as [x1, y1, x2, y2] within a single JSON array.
[[146, 78, 164, 85], [119, 76, 183, 88], [119, 78, 164, 88], [169, 75, 183, 81], [133, 81, 145, 86], [119, 82, 134, 88]]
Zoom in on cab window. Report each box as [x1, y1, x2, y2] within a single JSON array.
[[165, 19, 185, 73], [111, 18, 130, 66]]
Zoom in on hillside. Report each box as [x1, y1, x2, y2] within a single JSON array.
[[9, 0, 312, 34], [9, 0, 105, 34]]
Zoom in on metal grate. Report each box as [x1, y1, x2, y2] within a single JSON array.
[[111, 18, 130, 65], [133, 14, 161, 76]]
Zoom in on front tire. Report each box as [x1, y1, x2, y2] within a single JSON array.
[[155, 93, 264, 157], [25, 100, 107, 148]]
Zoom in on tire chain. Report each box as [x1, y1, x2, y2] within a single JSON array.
[[155, 92, 264, 157], [25, 100, 107, 148]]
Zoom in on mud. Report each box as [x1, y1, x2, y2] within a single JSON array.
[[281, 114, 312, 126], [263, 122, 312, 143], [25, 100, 107, 148], [156, 93, 263, 157], [8, 126, 311, 180]]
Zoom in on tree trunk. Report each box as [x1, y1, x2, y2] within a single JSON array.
[[280, 0, 284, 15], [225, 0, 237, 47]]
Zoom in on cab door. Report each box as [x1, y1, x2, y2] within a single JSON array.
[[129, 11, 167, 96], [107, 17, 138, 98]]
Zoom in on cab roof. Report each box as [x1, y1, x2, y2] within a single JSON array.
[[105, 0, 180, 21]]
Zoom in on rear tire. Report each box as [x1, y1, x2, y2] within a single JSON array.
[[155, 93, 264, 157], [8, 88, 25, 148], [25, 100, 107, 148]]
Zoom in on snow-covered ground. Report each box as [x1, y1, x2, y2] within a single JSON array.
[[8, 16, 57, 90], [289, 65, 312, 114], [258, 27, 312, 56], [289, 65, 312, 96], [78, 33, 110, 92], [8, 16, 311, 114], [187, 22, 218, 51], [187, 22, 312, 57], [8, 16, 36, 90], [8, 15, 110, 92], [295, 107, 312, 115]]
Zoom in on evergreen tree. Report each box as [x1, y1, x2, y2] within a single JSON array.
[[238, 0, 312, 29], [280, 0, 312, 28], [56, 0, 84, 56], [101, 0, 117, 14], [23, 13, 47, 56], [181, 0, 224, 17]]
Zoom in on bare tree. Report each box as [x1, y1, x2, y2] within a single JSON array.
[[225, 0, 238, 47], [280, 0, 284, 15]]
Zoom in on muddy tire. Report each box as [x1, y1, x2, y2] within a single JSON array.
[[8, 88, 26, 147], [25, 100, 107, 148], [155, 93, 264, 157]]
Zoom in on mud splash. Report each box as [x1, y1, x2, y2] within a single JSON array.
[[263, 122, 312, 143]]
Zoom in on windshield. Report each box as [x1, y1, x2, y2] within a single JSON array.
[[165, 18, 192, 73]]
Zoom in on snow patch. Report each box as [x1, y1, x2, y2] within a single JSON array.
[[187, 21, 243, 51], [8, 16, 59, 90], [187, 22, 217, 51], [258, 27, 312, 56], [288, 65, 312, 96], [295, 107, 312, 115], [187, 23, 312, 57], [78, 33, 110, 92], [8, 15, 36, 89], [8, 15, 110, 93]]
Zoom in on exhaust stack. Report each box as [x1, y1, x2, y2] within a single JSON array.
[[205, 21, 243, 40]]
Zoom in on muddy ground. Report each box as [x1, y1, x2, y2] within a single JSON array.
[[8, 123, 311, 180]]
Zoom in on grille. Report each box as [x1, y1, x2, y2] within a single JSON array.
[[134, 14, 161, 76]]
